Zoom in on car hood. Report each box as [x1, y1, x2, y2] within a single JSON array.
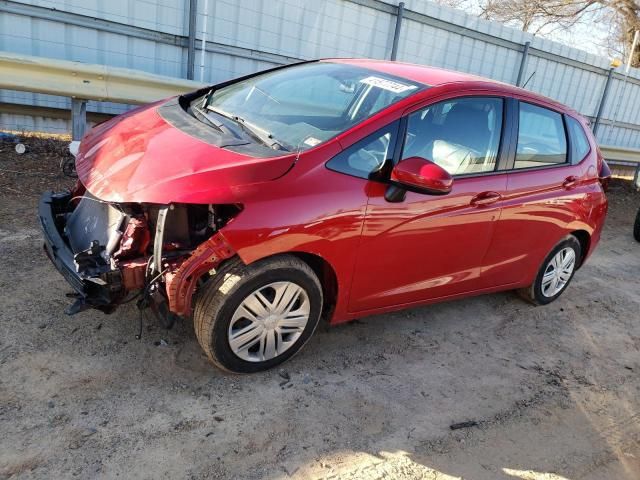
[[76, 101, 296, 204]]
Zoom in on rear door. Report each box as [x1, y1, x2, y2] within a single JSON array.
[[348, 95, 511, 313], [481, 100, 591, 287]]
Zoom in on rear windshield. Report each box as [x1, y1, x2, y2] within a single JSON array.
[[193, 62, 425, 152]]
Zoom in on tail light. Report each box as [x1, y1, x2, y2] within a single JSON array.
[[599, 159, 612, 192]]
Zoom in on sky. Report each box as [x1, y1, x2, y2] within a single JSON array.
[[538, 12, 619, 60]]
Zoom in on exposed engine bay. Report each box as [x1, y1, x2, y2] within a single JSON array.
[[40, 180, 239, 327]]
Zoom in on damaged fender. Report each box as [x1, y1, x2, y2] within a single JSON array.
[[164, 233, 236, 316]]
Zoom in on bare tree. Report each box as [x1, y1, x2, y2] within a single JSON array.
[[433, 0, 640, 67], [609, 0, 640, 66], [480, 1, 602, 34]]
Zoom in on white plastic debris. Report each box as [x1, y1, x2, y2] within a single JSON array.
[[69, 140, 80, 158]]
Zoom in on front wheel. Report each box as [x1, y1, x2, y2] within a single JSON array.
[[193, 255, 323, 373], [519, 236, 581, 305]]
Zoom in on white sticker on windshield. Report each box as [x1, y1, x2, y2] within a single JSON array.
[[304, 137, 322, 147], [359, 76, 417, 93]]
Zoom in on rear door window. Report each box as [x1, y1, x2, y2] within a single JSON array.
[[515, 103, 567, 169], [401, 97, 504, 175]]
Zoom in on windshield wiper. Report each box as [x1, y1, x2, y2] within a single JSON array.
[[201, 88, 215, 108], [191, 105, 227, 133], [206, 106, 290, 152], [234, 116, 291, 152]]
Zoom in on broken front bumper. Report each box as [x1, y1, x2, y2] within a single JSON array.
[[39, 191, 122, 314]]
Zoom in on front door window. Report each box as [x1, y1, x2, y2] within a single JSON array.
[[402, 97, 504, 175]]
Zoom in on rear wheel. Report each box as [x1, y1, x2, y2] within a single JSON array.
[[193, 255, 322, 373], [519, 236, 581, 305], [634, 207, 640, 242]]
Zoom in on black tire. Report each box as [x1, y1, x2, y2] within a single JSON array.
[[193, 255, 323, 373], [518, 235, 581, 305], [634, 208, 640, 242]]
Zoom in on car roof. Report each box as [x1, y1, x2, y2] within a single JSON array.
[[323, 58, 577, 117], [325, 58, 492, 86]]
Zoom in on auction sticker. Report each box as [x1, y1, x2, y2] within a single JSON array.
[[359, 76, 417, 93], [304, 136, 322, 147]]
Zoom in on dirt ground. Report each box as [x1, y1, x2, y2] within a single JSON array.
[[1, 135, 640, 480]]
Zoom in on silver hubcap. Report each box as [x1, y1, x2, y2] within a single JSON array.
[[541, 247, 576, 298], [228, 281, 310, 362]]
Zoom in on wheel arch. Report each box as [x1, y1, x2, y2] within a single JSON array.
[[283, 252, 339, 324], [218, 250, 340, 325], [569, 229, 591, 268]]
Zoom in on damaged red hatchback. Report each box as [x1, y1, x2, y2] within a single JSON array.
[[40, 59, 609, 373]]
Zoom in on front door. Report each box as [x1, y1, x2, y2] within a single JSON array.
[[349, 96, 509, 313]]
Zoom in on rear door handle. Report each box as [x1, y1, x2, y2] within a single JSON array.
[[470, 191, 502, 207], [563, 176, 579, 189]]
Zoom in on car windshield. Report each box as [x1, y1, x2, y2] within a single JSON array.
[[196, 62, 424, 152]]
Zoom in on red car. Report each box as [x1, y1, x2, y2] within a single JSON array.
[[40, 59, 609, 373]]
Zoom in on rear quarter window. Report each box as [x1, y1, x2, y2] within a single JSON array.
[[566, 116, 591, 164]]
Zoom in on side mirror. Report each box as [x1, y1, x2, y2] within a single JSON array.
[[390, 156, 453, 195]]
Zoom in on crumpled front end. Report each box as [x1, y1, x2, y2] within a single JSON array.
[[39, 181, 238, 318], [40, 190, 124, 314], [37, 97, 300, 318]]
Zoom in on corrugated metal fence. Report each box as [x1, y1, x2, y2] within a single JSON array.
[[1, 0, 639, 148]]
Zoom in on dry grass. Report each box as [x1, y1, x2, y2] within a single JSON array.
[[1, 129, 71, 142]]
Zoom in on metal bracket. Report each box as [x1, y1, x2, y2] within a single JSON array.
[[153, 206, 169, 274], [71, 98, 87, 140], [390, 2, 404, 61]]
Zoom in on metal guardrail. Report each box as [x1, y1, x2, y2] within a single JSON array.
[[0, 51, 204, 103], [600, 144, 640, 187], [0, 50, 204, 138], [599, 145, 640, 164]]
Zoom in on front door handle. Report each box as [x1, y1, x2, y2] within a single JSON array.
[[563, 176, 579, 189], [470, 191, 502, 207]]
